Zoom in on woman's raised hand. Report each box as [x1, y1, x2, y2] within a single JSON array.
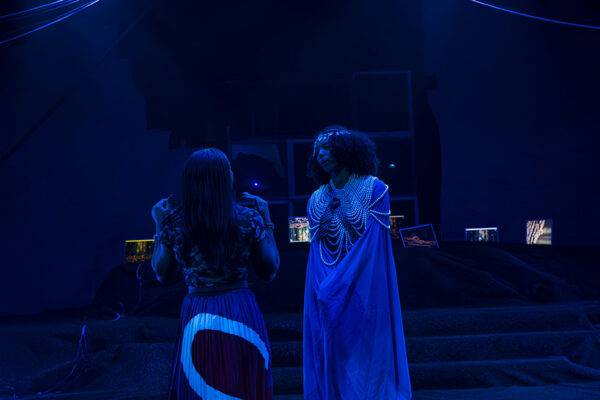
[[152, 195, 174, 227], [241, 192, 271, 222]]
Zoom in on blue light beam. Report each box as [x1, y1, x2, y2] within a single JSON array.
[[470, 0, 600, 30], [0, 0, 79, 20], [0, 0, 102, 45]]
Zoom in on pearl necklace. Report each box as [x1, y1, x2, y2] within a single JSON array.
[[308, 174, 390, 266]]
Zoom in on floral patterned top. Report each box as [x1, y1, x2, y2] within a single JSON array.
[[157, 204, 267, 288]]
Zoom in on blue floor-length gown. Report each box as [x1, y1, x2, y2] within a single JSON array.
[[303, 176, 412, 400]]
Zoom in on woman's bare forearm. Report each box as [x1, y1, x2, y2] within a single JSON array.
[[264, 227, 280, 272], [252, 225, 280, 281], [152, 224, 175, 282]]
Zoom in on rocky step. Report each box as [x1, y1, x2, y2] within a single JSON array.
[[271, 328, 599, 366], [264, 313, 302, 341], [265, 303, 600, 341], [403, 303, 600, 337], [407, 329, 599, 364], [409, 357, 600, 391], [15, 382, 600, 400], [33, 303, 597, 354], [274, 383, 600, 400], [32, 327, 599, 393], [14, 390, 165, 400], [272, 356, 600, 394], [410, 382, 600, 400], [29, 343, 172, 396]]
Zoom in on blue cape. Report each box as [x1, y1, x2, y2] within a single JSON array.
[[303, 179, 412, 399]]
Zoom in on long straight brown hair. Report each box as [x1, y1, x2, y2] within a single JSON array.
[[182, 148, 239, 267]]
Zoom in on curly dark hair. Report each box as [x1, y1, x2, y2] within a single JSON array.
[[307, 125, 379, 187]]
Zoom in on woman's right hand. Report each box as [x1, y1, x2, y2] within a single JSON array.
[[152, 195, 174, 227], [241, 192, 271, 222]]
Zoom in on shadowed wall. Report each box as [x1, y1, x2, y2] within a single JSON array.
[[1, 0, 598, 316]]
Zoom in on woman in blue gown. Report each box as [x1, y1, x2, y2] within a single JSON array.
[[303, 126, 412, 400]]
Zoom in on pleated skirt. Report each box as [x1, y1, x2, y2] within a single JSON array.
[[168, 288, 274, 400]]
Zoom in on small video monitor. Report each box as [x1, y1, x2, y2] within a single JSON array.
[[289, 217, 311, 243], [399, 224, 439, 248], [389, 215, 406, 240], [465, 227, 499, 243], [125, 239, 155, 264], [526, 219, 552, 245]]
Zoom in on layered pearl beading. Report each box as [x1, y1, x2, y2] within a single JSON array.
[[308, 175, 390, 266]]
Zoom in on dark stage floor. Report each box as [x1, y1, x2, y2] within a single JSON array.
[[2, 243, 600, 399]]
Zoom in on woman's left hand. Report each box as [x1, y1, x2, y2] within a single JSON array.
[[241, 192, 271, 222], [152, 196, 173, 227]]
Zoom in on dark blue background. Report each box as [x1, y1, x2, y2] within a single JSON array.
[[1, 0, 598, 315]]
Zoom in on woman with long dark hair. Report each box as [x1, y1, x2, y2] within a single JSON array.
[[303, 126, 411, 399], [151, 148, 279, 400]]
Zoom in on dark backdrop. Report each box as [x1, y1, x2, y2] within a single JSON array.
[[1, 0, 598, 315], [423, 0, 600, 244]]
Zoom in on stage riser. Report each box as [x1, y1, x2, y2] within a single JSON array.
[[271, 329, 600, 367], [402, 304, 600, 337], [263, 305, 600, 341], [273, 357, 600, 393], [5, 303, 600, 398]]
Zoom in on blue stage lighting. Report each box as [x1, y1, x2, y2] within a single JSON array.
[[470, 0, 600, 30], [0, 0, 103, 45]]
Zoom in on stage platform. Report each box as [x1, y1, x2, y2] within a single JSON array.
[[1, 242, 599, 399]]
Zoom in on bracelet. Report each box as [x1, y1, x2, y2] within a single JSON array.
[[153, 233, 161, 242], [265, 222, 275, 230]]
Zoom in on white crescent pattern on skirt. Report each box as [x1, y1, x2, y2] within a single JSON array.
[[180, 313, 269, 399]]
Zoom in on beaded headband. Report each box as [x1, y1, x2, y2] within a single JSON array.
[[313, 128, 351, 157]]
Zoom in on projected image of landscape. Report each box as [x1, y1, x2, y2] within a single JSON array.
[[527, 219, 553, 245], [400, 225, 438, 248]]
